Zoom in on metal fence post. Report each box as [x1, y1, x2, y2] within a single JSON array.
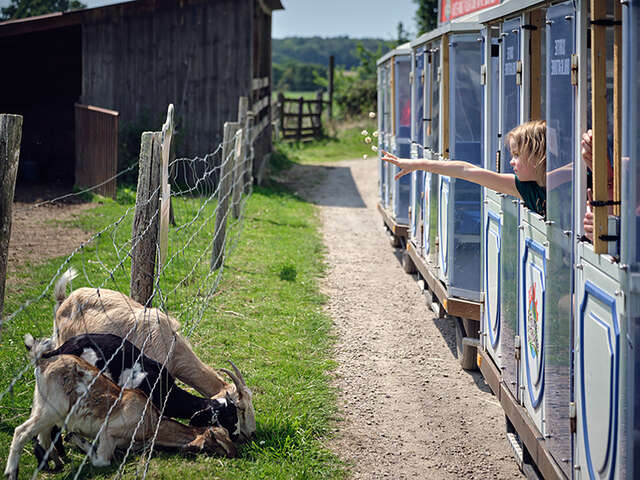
[[0, 114, 22, 340]]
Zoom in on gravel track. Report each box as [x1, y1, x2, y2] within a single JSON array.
[[282, 158, 524, 480]]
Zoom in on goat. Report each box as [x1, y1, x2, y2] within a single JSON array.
[[39, 333, 239, 436], [4, 335, 237, 480], [53, 269, 255, 440]]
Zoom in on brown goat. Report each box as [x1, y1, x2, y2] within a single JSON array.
[[4, 336, 236, 480], [52, 269, 256, 440]]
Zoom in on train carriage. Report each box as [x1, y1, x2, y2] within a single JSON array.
[[378, 1, 640, 477], [403, 20, 486, 370], [376, 43, 412, 244]]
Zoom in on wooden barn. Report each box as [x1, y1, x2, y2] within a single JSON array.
[[0, 0, 281, 193]]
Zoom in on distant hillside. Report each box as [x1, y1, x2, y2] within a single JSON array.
[[273, 36, 394, 70]]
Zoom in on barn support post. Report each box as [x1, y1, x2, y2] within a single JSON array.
[[232, 97, 248, 219], [0, 114, 22, 340], [211, 122, 240, 270], [130, 131, 162, 306]]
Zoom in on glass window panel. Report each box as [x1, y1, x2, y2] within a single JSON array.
[[396, 57, 412, 139], [546, 4, 575, 231], [427, 43, 440, 154], [501, 17, 521, 174]]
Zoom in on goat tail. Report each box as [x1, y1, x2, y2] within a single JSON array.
[[54, 268, 78, 310], [52, 268, 78, 342]]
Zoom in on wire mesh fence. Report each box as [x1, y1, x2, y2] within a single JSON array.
[[0, 99, 261, 479]]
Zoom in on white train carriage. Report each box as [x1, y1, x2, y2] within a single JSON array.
[[376, 44, 412, 244]]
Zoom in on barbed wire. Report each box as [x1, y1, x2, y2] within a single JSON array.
[[2, 115, 263, 479]]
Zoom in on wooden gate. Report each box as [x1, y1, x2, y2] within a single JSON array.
[[75, 104, 119, 198]]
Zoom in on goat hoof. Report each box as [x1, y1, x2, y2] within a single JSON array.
[[5, 468, 18, 480]]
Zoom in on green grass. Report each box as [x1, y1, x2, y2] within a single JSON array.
[[273, 119, 377, 165], [0, 179, 345, 478], [272, 91, 327, 102]]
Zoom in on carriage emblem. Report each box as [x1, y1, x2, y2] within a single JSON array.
[[527, 282, 540, 358]]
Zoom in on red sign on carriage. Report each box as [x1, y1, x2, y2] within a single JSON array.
[[440, 0, 500, 23]]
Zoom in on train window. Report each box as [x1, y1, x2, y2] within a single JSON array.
[[546, 2, 575, 233], [623, 0, 640, 265], [500, 17, 521, 174], [588, 0, 622, 255], [428, 42, 440, 155], [449, 33, 483, 166], [395, 56, 412, 139], [413, 49, 425, 149], [529, 8, 547, 121]]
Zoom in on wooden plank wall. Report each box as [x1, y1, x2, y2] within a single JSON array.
[[75, 104, 119, 198], [81, 0, 254, 160]]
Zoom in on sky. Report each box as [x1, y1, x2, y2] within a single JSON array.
[[0, 0, 419, 40], [273, 0, 418, 39]]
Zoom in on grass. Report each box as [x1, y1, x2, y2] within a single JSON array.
[[0, 174, 345, 478], [273, 117, 377, 166]]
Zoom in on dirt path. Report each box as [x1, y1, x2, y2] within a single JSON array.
[[283, 159, 523, 480]]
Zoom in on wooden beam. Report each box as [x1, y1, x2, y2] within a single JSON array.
[[590, 0, 609, 254], [613, 0, 622, 217]]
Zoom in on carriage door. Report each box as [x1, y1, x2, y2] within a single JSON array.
[[544, 3, 575, 476], [392, 55, 412, 225], [574, 0, 626, 476], [498, 16, 522, 396], [424, 42, 440, 264], [410, 47, 425, 247], [483, 26, 505, 372], [447, 33, 483, 301]]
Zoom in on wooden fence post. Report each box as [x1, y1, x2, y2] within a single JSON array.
[[277, 93, 284, 140], [232, 98, 248, 219], [297, 96, 303, 141], [244, 110, 255, 194], [130, 131, 162, 306], [211, 122, 239, 270], [0, 114, 22, 340], [315, 90, 324, 136], [158, 104, 174, 271], [328, 55, 335, 119]]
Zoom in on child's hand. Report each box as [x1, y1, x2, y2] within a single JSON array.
[[583, 187, 594, 242], [380, 150, 416, 180], [581, 129, 593, 171]]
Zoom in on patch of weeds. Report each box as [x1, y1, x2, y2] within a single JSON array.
[[278, 264, 297, 282]]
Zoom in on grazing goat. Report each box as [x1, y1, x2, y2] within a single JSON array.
[[40, 333, 240, 437], [53, 269, 256, 440], [4, 335, 237, 480]]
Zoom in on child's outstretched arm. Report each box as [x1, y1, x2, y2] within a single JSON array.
[[381, 150, 520, 198]]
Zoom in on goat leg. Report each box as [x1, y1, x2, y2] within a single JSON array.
[[5, 415, 54, 480]]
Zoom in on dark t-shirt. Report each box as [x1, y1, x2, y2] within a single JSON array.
[[515, 176, 546, 217]]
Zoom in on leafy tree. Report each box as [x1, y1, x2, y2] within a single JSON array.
[[1, 0, 86, 20], [273, 61, 327, 92], [396, 21, 410, 44], [413, 0, 438, 34]]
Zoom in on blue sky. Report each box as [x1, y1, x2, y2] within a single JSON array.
[[0, 0, 419, 40], [273, 0, 418, 39]]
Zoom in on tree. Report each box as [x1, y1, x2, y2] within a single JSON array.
[[413, 0, 439, 34], [396, 21, 410, 45], [1, 0, 86, 21]]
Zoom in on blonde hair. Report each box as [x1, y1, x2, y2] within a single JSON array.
[[506, 120, 546, 186]]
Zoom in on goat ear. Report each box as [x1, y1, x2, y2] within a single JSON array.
[[24, 334, 35, 351]]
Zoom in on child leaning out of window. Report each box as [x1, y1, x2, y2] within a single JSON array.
[[381, 120, 547, 217]]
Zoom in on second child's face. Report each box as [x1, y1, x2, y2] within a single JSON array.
[[509, 140, 537, 182]]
